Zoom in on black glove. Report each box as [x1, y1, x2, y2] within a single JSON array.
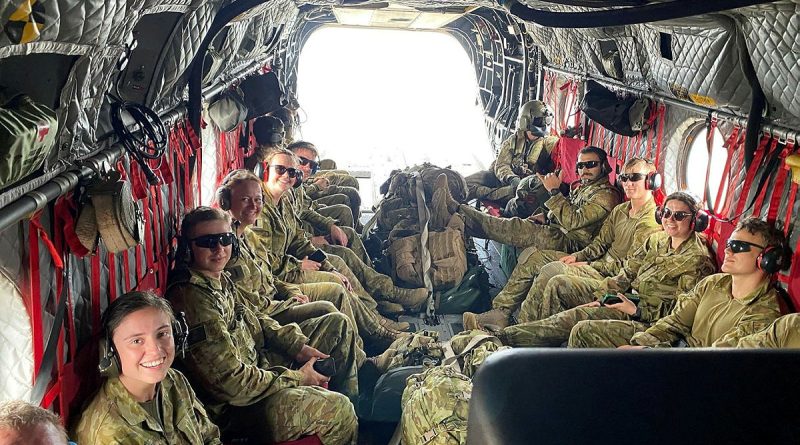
[[509, 176, 522, 191]]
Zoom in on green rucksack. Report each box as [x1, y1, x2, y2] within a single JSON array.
[[0, 90, 58, 190]]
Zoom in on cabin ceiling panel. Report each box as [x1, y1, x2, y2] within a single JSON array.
[[738, 2, 800, 128]]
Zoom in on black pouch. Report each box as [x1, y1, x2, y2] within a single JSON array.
[[581, 80, 650, 137], [239, 71, 287, 120]]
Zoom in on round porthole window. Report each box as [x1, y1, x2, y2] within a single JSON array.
[[680, 123, 728, 205]]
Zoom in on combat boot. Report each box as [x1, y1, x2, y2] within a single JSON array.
[[380, 316, 410, 332], [436, 173, 461, 213], [462, 308, 512, 331], [389, 286, 429, 312], [365, 348, 398, 374], [377, 300, 405, 317], [368, 325, 410, 352]]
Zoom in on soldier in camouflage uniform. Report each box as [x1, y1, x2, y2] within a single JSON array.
[[465, 100, 559, 204], [252, 149, 427, 317], [735, 313, 800, 348], [611, 218, 785, 349], [290, 142, 363, 228], [74, 291, 222, 444], [496, 193, 716, 347], [459, 147, 623, 329], [217, 170, 405, 349], [167, 207, 358, 444]]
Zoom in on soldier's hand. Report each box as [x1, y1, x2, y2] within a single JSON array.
[[295, 345, 329, 363], [559, 255, 577, 264], [333, 271, 354, 292], [299, 357, 330, 387], [618, 345, 647, 350], [570, 261, 588, 267], [537, 171, 563, 191], [509, 176, 522, 191], [311, 235, 329, 247], [301, 257, 322, 271], [578, 300, 602, 308], [329, 224, 348, 246], [605, 293, 637, 315], [528, 213, 547, 224], [293, 294, 310, 304]]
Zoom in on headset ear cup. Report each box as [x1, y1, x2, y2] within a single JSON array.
[[693, 210, 709, 232], [646, 172, 663, 190], [655, 207, 663, 224], [173, 312, 189, 358], [176, 237, 192, 264], [217, 188, 231, 211], [758, 246, 783, 274], [98, 337, 120, 378], [230, 236, 241, 260]]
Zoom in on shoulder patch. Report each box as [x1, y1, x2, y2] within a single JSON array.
[[186, 325, 208, 348]]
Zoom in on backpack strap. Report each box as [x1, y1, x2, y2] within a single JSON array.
[[442, 334, 504, 373], [412, 173, 435, 317]]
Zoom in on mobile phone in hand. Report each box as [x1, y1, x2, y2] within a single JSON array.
[[313, 357, 336, 377]]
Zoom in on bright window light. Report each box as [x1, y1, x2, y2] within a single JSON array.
[[296, 26, 493, 208], [683, 125, 728, 205]]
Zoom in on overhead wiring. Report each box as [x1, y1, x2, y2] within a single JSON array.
[[108, 95, 168, 185]]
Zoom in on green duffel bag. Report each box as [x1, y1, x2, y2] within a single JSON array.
[[435, 264, 491, 315], [0, 90, 58, 189]]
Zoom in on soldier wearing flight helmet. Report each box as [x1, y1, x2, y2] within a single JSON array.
[[465, 100, 559, 204]]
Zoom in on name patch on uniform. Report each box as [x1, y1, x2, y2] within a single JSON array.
[[186, 325, 207, 348]]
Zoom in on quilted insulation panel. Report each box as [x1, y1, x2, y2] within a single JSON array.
[[0, 268, 33, 402], [737, 2, 800, 128]]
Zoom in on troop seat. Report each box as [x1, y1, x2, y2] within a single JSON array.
[[467, 348, 800, 445]]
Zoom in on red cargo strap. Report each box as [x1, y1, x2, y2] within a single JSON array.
[[767, 141, 794, 224], [654, 104, 666, 167], [186, 119, 203, 205], [712, 126, 739, 214], [91, 254, 101, 334], [751, 137, 780, 217], [28, 217, 64, 373], [721, 130, 747, 217], [107, 253, 117, 302]]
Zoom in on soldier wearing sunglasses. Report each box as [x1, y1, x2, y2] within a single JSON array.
[[459, 147, 623, 330], [288, 141, 363, 232], [495, 192, 715, 348], [166, 207, 359, 444], [622, 217, 786, 348], [251, 148, 416, 332]]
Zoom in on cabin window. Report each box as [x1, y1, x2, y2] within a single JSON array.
[[296, 26, 493, 210], [659, 32, 674, 61], [680, 122, 727, 204]]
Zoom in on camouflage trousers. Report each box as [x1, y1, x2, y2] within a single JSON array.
[[491, 247, 567, 311], [518, 265, 606, 323], [568, 319, 651, 348], [315, 201, 355, 229], [314, 171, 360, 189], [326, 252, 398, 303], [315, 188, 362, 227], [458, 204, 570, 250], [464, 169, 515, 203], [286, 271, 386, 346], [321, 226, 371, 266], [501, 306, 630, 347], [225, 312, 360, 444]]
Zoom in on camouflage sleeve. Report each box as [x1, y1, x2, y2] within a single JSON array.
[[711, 299, 782, 347], [493, 135, 518, 184], [174, 370, 223, 445], [596, 237, 652, 295], [635, 255, 716, 323], [736, 314, 800, 348], [238, 286, 308, 356], [572, 206, 619, 262], [300, 208, 336, 234], [275, 279, 304, 299], [286, 214, 320, 261], [588, 216, 660, 276], [630, 280, 706, 347], [168, 284, 303, 405]]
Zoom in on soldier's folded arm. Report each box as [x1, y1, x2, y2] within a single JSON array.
[[571, 215, 616, 262], [544, 194, 614, 232], [493, 137, 516, 183], [303, 208, 336, 234], [634, 294, 678, 323], [172, 287, 303, 405], [711, 309, 783, 348], [630, 284, 703, 347], [275, 278, 304, 300], [258, 315, 309, 358]]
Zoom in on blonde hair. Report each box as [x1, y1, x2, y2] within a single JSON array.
[[623, 157, 656, 174], [0, 400, 67, 442]]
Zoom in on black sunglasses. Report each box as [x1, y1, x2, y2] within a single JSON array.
[[576, 160, 600, 170], [726, 239, 766, 253], [191, 232, 236, 249], [298, 156, 319, 174], [661, 208, 693, 222], [618, 173, 646, 182], [270, 165, 300, 178]]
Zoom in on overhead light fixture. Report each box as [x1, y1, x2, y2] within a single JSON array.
[[332, 3, 475, 30]]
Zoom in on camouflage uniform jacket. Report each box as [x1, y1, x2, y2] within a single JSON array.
[[292, 184, 336, 234], [166, 268, 306, 418], [74, 369, 221, 445], [600, 231, 716, 323], [736, 313, 800, 348], [630, 274, 782, 347], [572, 199, 660, 276], [543, 176, 622, 252], [492, 133, 559, 183], [232, 228, 304, 302], [253, 185, 335, 279]]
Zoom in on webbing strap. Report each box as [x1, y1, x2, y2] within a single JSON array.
[[734, 135, 771, 217], [654, 104, 666, 168], [751, 138, 780, 217], [703, 117, 718, 213], [767, 142, 793, 224], [413, 175, 435, 317], [713, 126, 740, 214], [186, 120, 203, 205], [441, 334, 503, 372], [107, 253, 117, 301], [721, 130, 747, 217]]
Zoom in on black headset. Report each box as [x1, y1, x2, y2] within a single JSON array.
[[98, 299, 188, 378], [645, 171, 663, 191], [655, 207, 710, 232], [757, 245, 788, 274]]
